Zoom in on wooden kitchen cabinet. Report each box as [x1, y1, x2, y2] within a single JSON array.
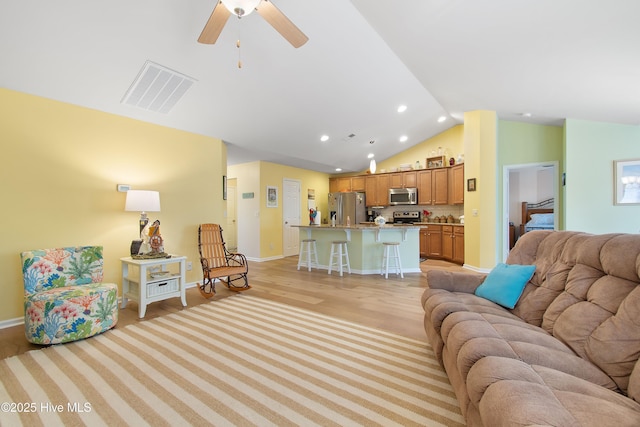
[[442, 225, 454, 260], [453, 226, 465, 264], [365, 174, 390, 207], [417, 170, 433, 204], [351, 176, 366, 191], [432, 168, 448, 205], [420, 225, 442, 258], [449, 164, 464, 204], [423, 224, 463, 263], [390, 171, 416, 188], [417, 168, 448, 205], [329, 176, 365, 193], [329, 177, 350, 192]]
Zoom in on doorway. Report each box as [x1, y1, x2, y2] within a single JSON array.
[[226, 178, 237, 251], [282, 178, 301, 257], [502, 162, 558, 260]]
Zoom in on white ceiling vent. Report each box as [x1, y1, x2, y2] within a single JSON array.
[[121, 61, 196, 114]]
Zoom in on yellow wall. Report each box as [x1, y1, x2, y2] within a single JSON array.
[[228, 161, 330, 259], [463, 110, 498, 270], [0, 89, 226, 323], [377, 125, 464, 172]]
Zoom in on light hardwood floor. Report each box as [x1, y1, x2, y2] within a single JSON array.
[[0, 257, 464, 359]]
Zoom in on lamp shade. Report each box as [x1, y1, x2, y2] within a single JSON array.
[[125, 190, 161, 213]]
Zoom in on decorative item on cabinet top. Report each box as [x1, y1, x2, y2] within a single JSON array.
[[426, 156, 446, 168]]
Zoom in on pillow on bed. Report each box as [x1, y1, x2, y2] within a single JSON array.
[[528, 213, 554, 226], [475, 263, 536, 309]]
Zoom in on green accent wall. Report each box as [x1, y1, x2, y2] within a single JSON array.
[[564, 119, 640, 233]]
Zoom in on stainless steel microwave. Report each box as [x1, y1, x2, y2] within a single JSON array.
[[389, 187, 418, 205]]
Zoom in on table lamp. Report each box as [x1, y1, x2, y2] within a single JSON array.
[[125, 190, 161, 254]]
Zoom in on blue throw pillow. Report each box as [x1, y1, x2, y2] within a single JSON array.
[[475, 263, 536, 309]]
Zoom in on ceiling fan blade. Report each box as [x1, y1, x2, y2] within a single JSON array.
[[255, 0, 308, 48], [198, 1, 232, 44]]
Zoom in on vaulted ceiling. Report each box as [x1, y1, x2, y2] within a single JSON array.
[[2, 1, 639, 174]]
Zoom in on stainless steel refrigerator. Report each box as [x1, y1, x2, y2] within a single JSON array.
[[328, 192, 366, 226]]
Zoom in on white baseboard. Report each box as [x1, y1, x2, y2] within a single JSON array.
[[462, 264, 491, 274], [0, 317, 23, 329], [246, 255, 285, 262]]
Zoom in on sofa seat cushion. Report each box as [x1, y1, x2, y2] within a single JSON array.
[[467, 357, 640, 427], [24, 282, 118, 345], [422, 289, 524, 362], [442, 312, 618, 390]]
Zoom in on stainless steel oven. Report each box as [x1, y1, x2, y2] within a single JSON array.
[[389, 187, 418, 205]]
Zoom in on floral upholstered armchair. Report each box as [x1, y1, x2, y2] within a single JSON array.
[[20, 246, 118, 345]]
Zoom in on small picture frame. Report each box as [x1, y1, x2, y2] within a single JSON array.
[[266, 186, 278, 208], [222, 175, 227, 200], [614, 159, 640, 205], [467, 178, 477, 192]]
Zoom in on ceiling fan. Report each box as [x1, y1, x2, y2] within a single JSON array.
[[198, 0, 308, 48]]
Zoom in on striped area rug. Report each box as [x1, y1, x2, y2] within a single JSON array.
[[0, 295, 464, 426]]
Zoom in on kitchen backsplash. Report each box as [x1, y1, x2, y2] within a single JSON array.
[[378, 204, 464, 223]]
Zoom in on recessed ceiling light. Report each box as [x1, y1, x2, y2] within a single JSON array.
[[335, 168, 342, 172], [320, 135, 329, 142], [367, 153, 375, 159], [437, 116, 447, 123], [397, 105, 407, 113], [520, 112, 532, 118], [399, 135, 408, 143]]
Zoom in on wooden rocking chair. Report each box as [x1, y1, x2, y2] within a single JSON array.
[[197, 223, 250, 298]]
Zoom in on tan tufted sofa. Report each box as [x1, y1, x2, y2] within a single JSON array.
[[422, 230, 640, 426]]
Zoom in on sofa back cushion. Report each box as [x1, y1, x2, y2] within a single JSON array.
[[21, 246, 105, 296], [543, 234, 640, 394], [507, 230, 583, 326]]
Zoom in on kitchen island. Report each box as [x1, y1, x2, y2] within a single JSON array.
[[293, 224, 420, 275]]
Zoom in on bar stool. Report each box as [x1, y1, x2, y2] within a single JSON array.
[[381, 242, 403, 279], [328, 241, 351, 276], [297, 239, 319, 271]]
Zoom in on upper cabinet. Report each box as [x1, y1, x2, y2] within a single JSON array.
[[329, 176, 365, 193], [365, 174, 390, 207], [449, 164, 464, 204], [351, 176, 366, 191], [332, 164, 464, 206], [389, 171, 417, 189], [417, 168, 448, 205]]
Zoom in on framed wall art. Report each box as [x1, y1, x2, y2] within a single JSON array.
[[614, 159, 640, 205], [266, 186, 278, 208], [467, 178, 477, 192], [222, 175, 227, 200]]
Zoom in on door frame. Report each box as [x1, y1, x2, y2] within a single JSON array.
[[502, 161, 559, 261]]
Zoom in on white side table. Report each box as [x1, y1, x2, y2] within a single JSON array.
[[120, 255, 187, 318]]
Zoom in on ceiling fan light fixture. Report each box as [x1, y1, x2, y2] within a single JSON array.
[[221, 0, 262, 17]]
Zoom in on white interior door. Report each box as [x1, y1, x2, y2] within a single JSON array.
[[283, 179, 301, 257], [226, 180, 237, 251]]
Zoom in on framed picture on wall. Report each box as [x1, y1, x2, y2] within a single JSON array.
[[223, 175, 227, 200], [614, 159, 640, 205], [267, 186, 278, 208], [467, 178, 477, 192]]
